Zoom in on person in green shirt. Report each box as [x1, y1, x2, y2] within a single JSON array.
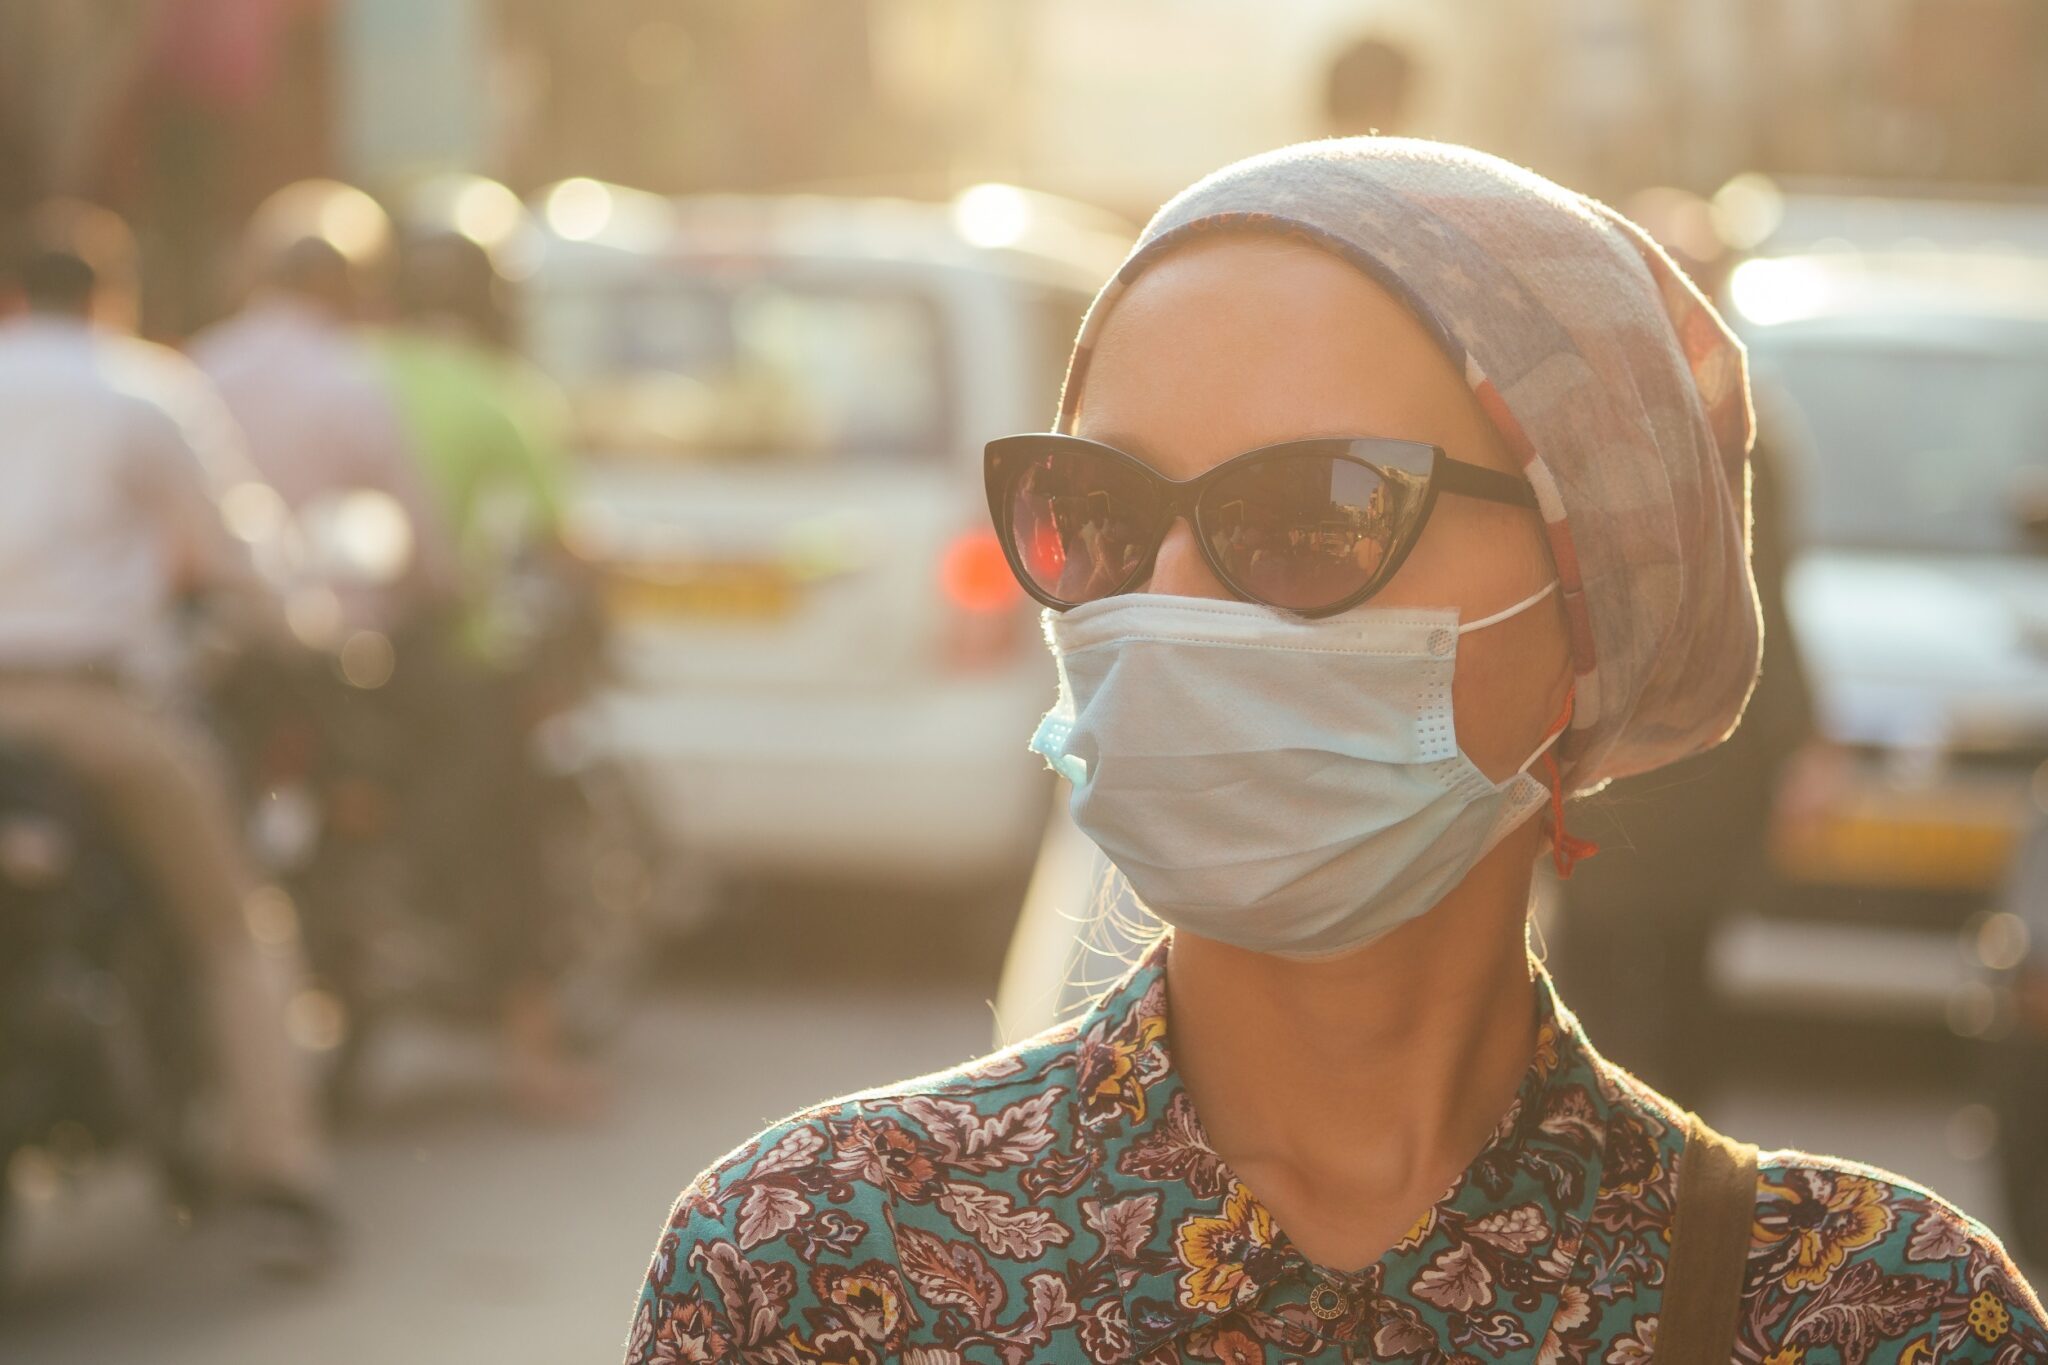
[[375, 231, 571, 637], [374, 229, 604, 1121]]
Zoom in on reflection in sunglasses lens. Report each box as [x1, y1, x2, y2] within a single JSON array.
[[1202, 455, 1393, 609], [1009, 447, 1159, 605]]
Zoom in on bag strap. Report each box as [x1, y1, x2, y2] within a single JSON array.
[[1658, 1108, 1760, 1364]]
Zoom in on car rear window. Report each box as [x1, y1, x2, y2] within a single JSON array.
[[1751, 326, 2048, 555], [526, 270, 952, 462]]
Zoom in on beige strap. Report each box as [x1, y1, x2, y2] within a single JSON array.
[[1658, 1109, 1759, 1364]]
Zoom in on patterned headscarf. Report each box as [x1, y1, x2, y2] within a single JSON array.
[[1054, 137, 1761, 796]]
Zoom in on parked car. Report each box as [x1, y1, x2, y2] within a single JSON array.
[[520, 182, 1129, 899], [1710, 199, 2048, 1029], [1979, 818, 2048, 1264]]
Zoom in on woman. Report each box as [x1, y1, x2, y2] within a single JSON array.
[[624, 140, 2045, 1363]]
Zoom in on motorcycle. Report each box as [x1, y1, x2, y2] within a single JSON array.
[[0, 735, 213, 1277], [214, 493, 677, 1115]]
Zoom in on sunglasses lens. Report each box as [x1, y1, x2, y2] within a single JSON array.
[[1006, 444, 1159, 606], [1201, 455, 1397, 610]]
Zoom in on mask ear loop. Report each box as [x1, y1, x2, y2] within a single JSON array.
[[1456, 578, 1558, 634], [1531, 682, 1598, 877]]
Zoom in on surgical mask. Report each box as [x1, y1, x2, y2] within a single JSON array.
[[1028, 581, 1566, 960]]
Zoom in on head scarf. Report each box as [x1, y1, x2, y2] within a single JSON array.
[[1054, 137, 1761, 795]]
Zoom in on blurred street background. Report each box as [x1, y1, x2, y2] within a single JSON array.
[[2, 2, 2048, 1361]]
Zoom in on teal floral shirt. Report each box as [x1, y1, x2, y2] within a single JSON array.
[[626, 939, 2046, 1363]]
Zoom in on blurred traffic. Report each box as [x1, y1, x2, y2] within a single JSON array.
[[3, 1, 2047, 1357], [528, 182, 1118, 890]]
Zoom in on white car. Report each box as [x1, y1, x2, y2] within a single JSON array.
[[521, 183, 1129, 895], [1715, 216, 2048, 1025]]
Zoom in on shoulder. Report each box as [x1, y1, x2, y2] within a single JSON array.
[[1740, 1147, 2047, 1359], [183, 315, 247, 373], [626, 1024, 1087, 1365], [1579, 1064, 2046, 1357], [101, 333, 215, 402], [97, 336, 244, 457]]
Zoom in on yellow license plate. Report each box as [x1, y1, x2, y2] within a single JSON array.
[[1771, 810, 2017, 891], [607, 568, 796, 621]]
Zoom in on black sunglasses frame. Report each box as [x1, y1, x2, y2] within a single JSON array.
[[983, 433, 1538, 619]]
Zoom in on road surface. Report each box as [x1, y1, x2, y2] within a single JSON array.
[[2, 905, 2039, 1363]]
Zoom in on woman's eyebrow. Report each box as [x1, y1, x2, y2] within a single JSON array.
[[1078, 429, 1360, 462], [1074, 429, 1168, 466], [1074, 429, 1431, 480]]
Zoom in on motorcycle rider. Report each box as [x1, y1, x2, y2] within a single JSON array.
[[0, 201, 339, 1269], [190, 179, 458, 637], [374, 220, 606, 1120]]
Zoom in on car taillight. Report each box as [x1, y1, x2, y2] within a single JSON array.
[[940, 529, 1021, 614], [939, 529, 1028, 670]]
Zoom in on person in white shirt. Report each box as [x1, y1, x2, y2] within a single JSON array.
[[189, 180, 457, 637], [0, 201, 336, 1269]]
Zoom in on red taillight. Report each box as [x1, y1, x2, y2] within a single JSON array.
[[939, 528, 1028, 671], [940, 529, 1022, 614]]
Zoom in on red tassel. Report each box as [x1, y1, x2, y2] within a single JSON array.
[[1539, 684, 1598, 878]]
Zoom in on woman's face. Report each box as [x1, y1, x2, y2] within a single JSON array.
[[1071, 236, 1571, 782]]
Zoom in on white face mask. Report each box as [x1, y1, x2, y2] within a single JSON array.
[[1028, 581, 1565, 960]]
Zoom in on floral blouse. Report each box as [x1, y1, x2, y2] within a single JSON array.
[[626, 939, 2046, 1363]]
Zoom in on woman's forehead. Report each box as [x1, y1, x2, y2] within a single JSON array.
[[1098, 234, 1417, 341], [1073, 235, 1512, 479]]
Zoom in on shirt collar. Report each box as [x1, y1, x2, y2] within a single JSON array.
[[1069, 935, 1615, 1359]]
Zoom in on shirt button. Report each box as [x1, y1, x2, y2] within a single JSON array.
[[1308, 1281, 1350, 1322]]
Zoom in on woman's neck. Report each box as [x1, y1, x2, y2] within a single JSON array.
[[1162, 827, 1543, 1268]]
